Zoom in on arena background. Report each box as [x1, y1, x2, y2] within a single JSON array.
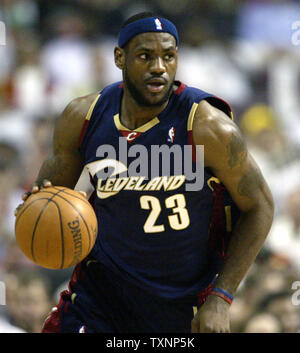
[[0, 0, 300, 333]]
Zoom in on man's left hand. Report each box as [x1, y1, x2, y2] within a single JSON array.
[[191, 294, 231, 333]]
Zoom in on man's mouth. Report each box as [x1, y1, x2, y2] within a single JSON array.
[[146, 78, 167, 93]]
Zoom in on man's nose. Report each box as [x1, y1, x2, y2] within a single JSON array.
[[149, 56, 166, 75]]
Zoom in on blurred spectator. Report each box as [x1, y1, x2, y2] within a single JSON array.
[[265, 187, 300, 273], [12, 30, 48, 117], [267, 51, 300, 150], [3, 270, 53, 333], [22, 116, 56, 189], [230, 297, 253, 332], [243, 313, 282, 333], [239, 103, 298, 213], [93, 38, 122, 87], [0, 142, 24, 239], [0, 317, 26, 333], [257, 291, 300, 333], [177, 40, 253, 112], [40, 11, 98, 114]]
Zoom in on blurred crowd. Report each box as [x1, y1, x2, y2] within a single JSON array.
[[0, 0, 300, 333]]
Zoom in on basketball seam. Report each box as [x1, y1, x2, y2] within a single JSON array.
[[17, 188, 95, 267], [31, 199, 65, 269], [31, 199, 53, 262], [15, 198, 51, 227], [46, 193, 93, 254], [49, 199, 65, 269], [39, 188, 94, 255], [30, 188, 68, 266], [41, 187, 92, 208], [16, 188, 69, 226]]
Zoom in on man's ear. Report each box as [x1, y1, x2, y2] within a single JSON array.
[[114, 46, 125, 70]]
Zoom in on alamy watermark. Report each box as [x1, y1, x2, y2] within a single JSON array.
[[0, 21, 6, 45], [291, 281, 300, 306], [82, 137, 205, 199], [0, 281, 5, 305], [291, 21, 300, 46]]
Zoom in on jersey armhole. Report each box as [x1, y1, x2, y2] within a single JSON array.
[[204, 96, 234, 120], [78, 93, 101, 149], [186, 96, 233, 165]]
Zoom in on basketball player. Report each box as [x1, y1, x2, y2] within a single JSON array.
[[15, 12, 274, 333]]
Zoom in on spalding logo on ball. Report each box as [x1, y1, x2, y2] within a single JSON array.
[[15, 187, 98, 270]]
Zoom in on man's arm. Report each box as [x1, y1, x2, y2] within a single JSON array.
[[191, 100, 274, 333], [15, 93, 99, 213], [35, 93, 99, 189]]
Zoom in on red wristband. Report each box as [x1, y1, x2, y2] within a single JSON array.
[[209, 289, 233, 305]]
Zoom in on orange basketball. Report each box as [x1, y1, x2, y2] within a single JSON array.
[[15, 186, 98, 270]]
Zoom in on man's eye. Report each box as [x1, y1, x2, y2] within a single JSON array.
[[165, 54, 174, 60], [139, 53, 148, 60]]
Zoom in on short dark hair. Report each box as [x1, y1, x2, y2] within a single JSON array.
[[121, 11, 159, 29]]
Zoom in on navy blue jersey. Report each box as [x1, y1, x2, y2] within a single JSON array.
[[78, 81, 240, 299]]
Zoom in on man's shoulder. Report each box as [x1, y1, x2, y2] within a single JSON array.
[[67, 81, 122, 116], [177, 82, 213, 102], [192, 99, 239, 146], [65, 92, 101, 121], [53, 92, 102, 149], [180, 83, 232, 120]]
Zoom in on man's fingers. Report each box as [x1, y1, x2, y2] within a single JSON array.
[[16, 180, 53, 217], [21, 179, 53, 203], [39, 179, 52, 189], [31, 184, 39, 193], [31, 180, 52, 193], [14, 204, 23, 217], [42, 179, 52, 188], [22, 191, 32, 201]]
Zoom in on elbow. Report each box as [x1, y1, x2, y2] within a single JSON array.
[[258, 187, 275, 235], [243, 187, 275, 233]]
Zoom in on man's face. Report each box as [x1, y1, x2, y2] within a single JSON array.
[[121, 32, 178, 107]]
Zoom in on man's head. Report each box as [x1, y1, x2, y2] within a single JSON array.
[[114, 12, 179, 107]]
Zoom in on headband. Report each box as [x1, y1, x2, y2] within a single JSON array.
[[118, 17, 179, 48]]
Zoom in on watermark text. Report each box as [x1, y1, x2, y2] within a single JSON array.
[[291, 21, 300, 46], [0, 21, 6, 45], [291, 281, 300, 305], [0, 281, 5, 305]]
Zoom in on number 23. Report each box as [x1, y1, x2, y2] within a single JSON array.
[[140, 194, 190, 233]]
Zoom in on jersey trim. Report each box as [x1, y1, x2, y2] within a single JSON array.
[[173, 81, 186, 95], [86, 94, 101, 121], [205, 96, 233, 121], [207, 176, 221, 191], [113, 113, 160, 133], [187, 102, 199, 132], [78, 93, 101, 149]]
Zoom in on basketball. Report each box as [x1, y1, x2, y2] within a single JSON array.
[[15, 186, 98, 270]]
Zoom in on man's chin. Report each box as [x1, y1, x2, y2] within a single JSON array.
[[125, 72, 174, 107], [142, 86, 173, 107]]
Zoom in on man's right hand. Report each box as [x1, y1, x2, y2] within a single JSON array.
[[14, 179, 52, 217], [14, 180, 87, 217]]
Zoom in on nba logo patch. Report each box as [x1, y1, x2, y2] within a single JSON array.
[[168, 127, 175, 143], [154, 18, 162, 30]]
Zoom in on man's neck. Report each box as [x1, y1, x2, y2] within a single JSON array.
[[120, 90, 169, 131]]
